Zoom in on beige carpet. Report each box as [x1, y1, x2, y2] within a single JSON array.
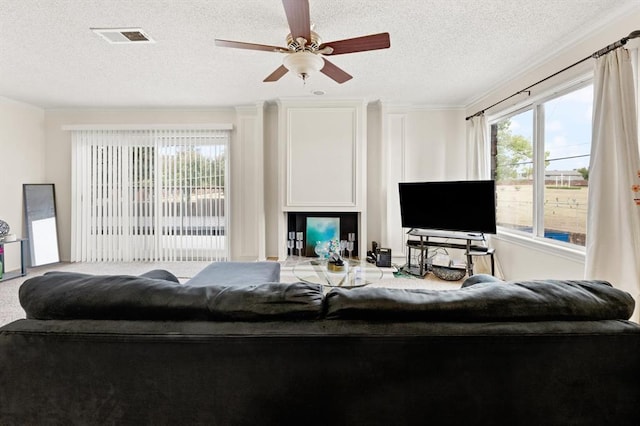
[[0, 260, 463, 327]]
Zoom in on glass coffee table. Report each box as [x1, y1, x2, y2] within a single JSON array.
[[292, 258, 384, 288]]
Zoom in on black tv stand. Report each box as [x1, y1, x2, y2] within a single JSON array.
[[402, 228, 494, 277]]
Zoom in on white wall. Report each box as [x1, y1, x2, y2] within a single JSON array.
[[490, 236, 585, 280], [371, 105, 467, 259], [404, 108, 467, 181], [0, 97, 45, 271], [466, 10, 640, 281]]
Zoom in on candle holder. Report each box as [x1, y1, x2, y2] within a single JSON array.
[[347, 233, 356, 258], [295, 232, 304, 257], [340, 239, 348, 258]]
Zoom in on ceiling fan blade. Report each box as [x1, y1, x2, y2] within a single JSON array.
[[215, 39, 287, 53], [320, 58, 352, 84], [282, 0, 311, 42], [320, 32, 391, 55], [264, 65, 289, 82]]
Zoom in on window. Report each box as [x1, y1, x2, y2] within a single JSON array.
[[491, 83, 593, 247], [71, 128, 230, 262]]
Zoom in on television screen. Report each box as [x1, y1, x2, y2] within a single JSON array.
[[398, 180, 497, 234]]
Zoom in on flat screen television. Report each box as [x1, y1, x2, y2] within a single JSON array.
[[398, 180, 497, 234]]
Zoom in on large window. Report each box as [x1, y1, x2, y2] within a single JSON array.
[[71, 128, 229, 262], [491, 83, 593, 247]]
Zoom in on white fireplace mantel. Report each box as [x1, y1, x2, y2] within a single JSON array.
[[275, 98, 367, 259]]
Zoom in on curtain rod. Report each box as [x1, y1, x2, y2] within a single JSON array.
[[465, 29, 640, 121]]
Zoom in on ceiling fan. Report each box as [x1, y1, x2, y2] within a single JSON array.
[[214, 0, 390, 84]]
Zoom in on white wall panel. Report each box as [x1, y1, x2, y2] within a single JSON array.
[[264, 104, 280, 259], [383, 111, 407, 258], [366, 102, 383, 250], [276, 99, 366, 259], [234, 104, 266, 261], [286, 108, 358, 207]]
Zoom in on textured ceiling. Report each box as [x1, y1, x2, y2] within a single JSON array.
[[0, 0, 638, 109]]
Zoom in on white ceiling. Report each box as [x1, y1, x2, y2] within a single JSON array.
[[1, 0, 638, 109]]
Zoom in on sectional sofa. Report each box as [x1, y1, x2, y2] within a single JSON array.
[[1, 261, 639, 425]]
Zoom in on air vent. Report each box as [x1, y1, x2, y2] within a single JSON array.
[[91, 28, 155, 44]]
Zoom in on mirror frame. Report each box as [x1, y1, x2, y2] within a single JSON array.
[[23, 183, 60, 267]]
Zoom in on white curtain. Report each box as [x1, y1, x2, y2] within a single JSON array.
[[585, 47, 640, 322], [466, 115, 490, 180], [466, 114, 503, 278]]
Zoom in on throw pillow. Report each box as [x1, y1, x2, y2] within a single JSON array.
[[139, 269, 180, 283], [461, 274, 503, 288]]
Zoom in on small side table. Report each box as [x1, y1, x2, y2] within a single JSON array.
[[0, 238, 28, 282]]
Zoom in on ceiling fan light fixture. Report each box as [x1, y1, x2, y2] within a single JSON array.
[[283, 51, 324, 81], [214, 1, 391, 84]]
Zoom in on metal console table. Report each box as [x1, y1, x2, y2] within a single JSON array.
[[0, 238, 28, 282], [403, 228, 494, 277]]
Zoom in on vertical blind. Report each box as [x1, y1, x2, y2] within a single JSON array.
[[71, 128, 229, 262]]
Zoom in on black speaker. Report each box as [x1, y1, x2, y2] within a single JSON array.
[[376, 248, 392, 267]]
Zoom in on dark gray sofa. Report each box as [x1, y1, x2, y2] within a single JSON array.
[[1, 262, 639, 426]]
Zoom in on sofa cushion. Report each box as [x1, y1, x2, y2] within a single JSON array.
[[19, 272, 323, 321], [20, 272, 209, 321], [202, 282, 324, 320], [186, 261, 280, 287], [325, 279, 635, 321]]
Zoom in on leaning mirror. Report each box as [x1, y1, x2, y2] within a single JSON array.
[[23, 184, 60, 266]]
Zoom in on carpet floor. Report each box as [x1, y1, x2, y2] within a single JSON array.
[[0, 260, 463, 327]]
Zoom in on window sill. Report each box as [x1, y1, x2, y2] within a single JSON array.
[[490, 230, 586, 263]]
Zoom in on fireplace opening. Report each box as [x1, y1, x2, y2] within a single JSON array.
[[286, 212, 359, 257]]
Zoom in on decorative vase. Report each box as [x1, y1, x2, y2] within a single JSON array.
[[314, 241, 330, 259], [0, 220, 9, 239]]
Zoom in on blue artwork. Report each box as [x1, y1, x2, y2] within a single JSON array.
[[305, 217, 340, 256]]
